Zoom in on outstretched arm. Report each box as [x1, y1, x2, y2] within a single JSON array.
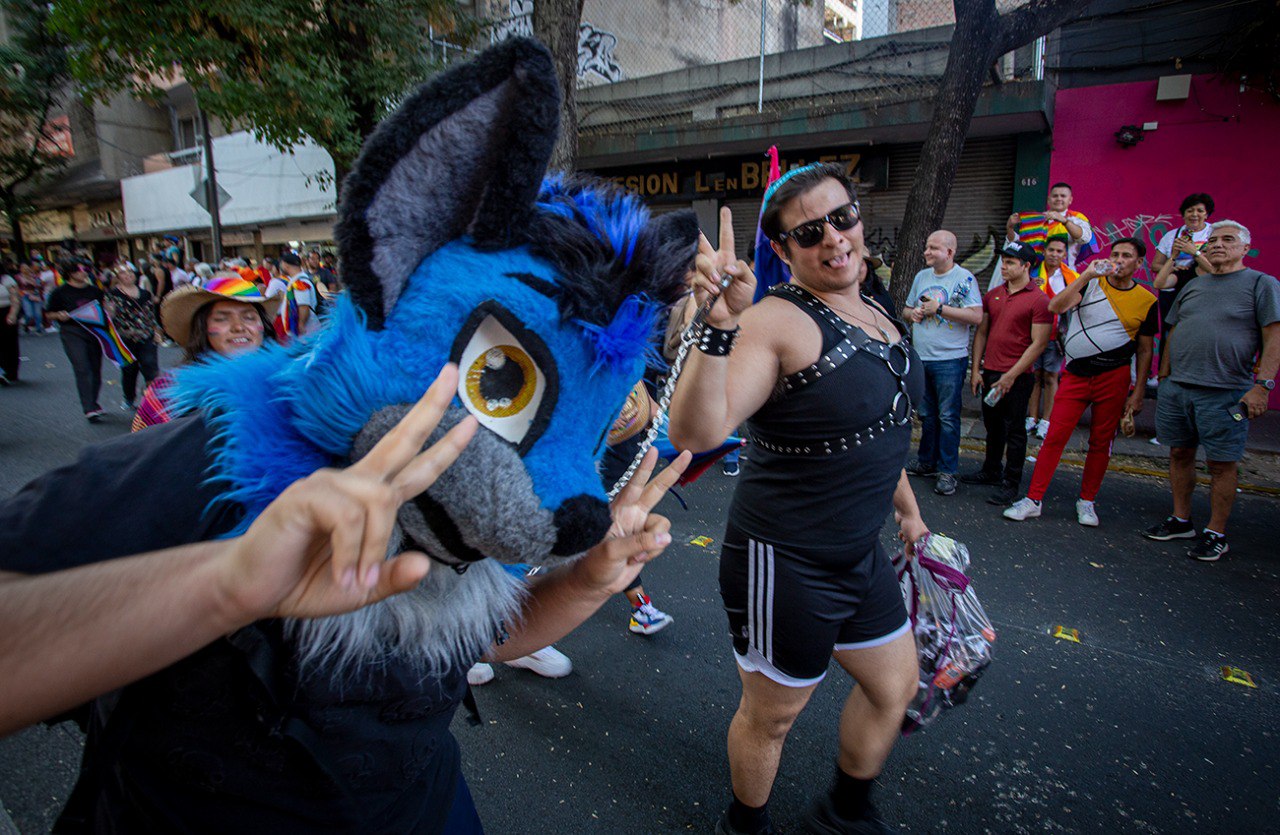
[[0, 367, 475, 737], [487, 448, 690, 661]]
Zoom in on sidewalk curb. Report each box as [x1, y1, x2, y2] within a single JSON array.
[[1, 801, 18, 835]]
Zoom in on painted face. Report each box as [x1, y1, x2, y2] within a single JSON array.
[[1109, 244, 1142, 278], [1203, 226, 1247, 267], [1043, 241, 1067, 270], [205, 300, 266, 357], [923, 234, 952, 268], [771, 177, 866, 291], [1182, 203, 1209, 230], [999, 255, 1029, 284], [1047, 186, 1072, 212]]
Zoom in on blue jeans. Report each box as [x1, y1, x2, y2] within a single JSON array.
[[916, 356, 968, 475]]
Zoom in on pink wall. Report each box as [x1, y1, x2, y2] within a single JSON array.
[[1051, 76, 1280, 403], [1050, 75, 1279, 278]]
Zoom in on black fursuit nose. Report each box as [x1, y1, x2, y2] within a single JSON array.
[[551, 495, 612, 556]]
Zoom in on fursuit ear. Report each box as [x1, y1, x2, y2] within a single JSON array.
[[335, 37, 560, 330], [631, 209, 700, 306]]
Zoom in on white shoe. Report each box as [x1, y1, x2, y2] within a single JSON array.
[[1025, 416, 1037, 432], [1036, 419, 1049, 439], [466, 662, 494, 686], [1003, 497, 1042, 521], [1076, 499, 1099, 527], [1149, 437, 1161, 446], [504, 646, 572, 678]]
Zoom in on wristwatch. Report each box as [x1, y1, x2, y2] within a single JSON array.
[[1254, 378, 1276, 391]]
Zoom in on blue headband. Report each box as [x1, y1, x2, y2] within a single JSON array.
[[761, 162, 825, 210]]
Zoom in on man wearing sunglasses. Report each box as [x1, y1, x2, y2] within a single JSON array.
[[669, 162, 929, 835]]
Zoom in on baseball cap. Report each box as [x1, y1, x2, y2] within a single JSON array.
[[280, 252, 302, 267], [1000, 240, 1038, 264]]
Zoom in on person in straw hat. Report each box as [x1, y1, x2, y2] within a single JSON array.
[[132, 272, 281, 431]]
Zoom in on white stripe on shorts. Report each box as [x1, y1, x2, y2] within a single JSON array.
[[747, 539, 775, 663]]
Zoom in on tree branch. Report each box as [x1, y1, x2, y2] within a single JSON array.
[[996, 0, 1088, 55]]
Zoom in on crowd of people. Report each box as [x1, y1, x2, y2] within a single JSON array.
[[0, 162, 1275, 835], [0, 248, 340, 415], [901, 184, 1278, 562]]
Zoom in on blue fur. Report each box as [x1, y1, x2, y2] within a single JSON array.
[[538, 175, 646, 266], [575, 294, 664, 377]]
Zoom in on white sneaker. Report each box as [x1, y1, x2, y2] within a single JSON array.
[[1003, 497, 1042, 521], [1036, 419, 1049, 439], [1025, 416, 1037, 432], [628, 594, 674, 635], [1076, 499, 1099, 527], [466, 662, 494, 686], [504, 646, 572, 678]]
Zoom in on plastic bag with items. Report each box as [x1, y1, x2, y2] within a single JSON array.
[[896, 533, 996, 735]]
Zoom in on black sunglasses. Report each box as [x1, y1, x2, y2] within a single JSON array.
[[776, 202, 861, 248]]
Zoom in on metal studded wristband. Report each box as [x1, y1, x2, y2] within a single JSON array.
[[697, 322, 740, 356]]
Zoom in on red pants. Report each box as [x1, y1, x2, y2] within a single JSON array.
[[1027, 365, 1131, 502]]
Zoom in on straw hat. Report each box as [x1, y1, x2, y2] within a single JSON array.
[[161, 273, 281, 345]]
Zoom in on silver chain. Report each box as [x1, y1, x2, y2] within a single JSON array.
[[606, 291, 723, 498]]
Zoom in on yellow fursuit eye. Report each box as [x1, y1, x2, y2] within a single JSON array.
[[465, 345, 537, 417]]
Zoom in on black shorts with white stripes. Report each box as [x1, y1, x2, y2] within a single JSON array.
[[719, 529, 910, 685]]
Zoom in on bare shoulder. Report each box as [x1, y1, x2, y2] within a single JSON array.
[[739, 294, 823, 374]]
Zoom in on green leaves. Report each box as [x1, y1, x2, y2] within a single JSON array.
[[49, 0, 474, 175]]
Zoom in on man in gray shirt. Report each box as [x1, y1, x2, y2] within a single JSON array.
[[902, 230, 982, 495], [1144, 220, 1280, 561]]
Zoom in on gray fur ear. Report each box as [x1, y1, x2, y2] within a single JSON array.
[[335, 38, 561, 330]]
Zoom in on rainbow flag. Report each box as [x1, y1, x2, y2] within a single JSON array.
[[68, 300, 136, 368], [1015, 210, 1098, 260], [753, 145, 789, 303]]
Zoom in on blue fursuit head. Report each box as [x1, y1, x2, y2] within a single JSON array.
[[175, 38, 698, 677]]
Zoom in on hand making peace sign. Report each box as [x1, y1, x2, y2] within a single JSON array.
[[218, 364, 478, 622], [576, 446, 692, 596], [688, 206, 758, 330]]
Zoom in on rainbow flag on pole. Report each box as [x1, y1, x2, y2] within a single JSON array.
[[69, 300, 136, 368]]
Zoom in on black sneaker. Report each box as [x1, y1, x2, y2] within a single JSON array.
[[1142, 516, 1197, 541], [959, 469, 1002, 486], [802, 793, 892, 835], [905, 459, 937, 477], [1188, 531, 1229, 562], [985, 482, 1019, 506]]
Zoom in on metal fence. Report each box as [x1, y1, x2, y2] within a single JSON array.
[[455, 0, 1043, 140]]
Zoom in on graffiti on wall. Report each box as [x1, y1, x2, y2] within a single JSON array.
[[493, 1, 623, 82]]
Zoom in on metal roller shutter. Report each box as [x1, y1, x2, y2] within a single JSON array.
[[723, 197, 763, 264], [860, 136, 1016, 292]]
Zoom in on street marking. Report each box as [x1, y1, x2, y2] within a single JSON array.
[[1051, 625, 1081, 643], [689, 535, 714, 547], [1220, 666, 1257, 688]]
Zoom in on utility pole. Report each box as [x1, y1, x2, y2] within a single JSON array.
[[199, 107, 223, 262]]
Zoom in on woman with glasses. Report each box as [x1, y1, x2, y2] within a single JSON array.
[[668, 162, 927, 835]]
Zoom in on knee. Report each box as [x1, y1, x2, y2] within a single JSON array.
[[738, 699, 801, 742], [1170, 447, 1197, 465], [1205, 460, 1236, 477]]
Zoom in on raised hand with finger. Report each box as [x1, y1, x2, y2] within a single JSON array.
[[691, 206, 757, 330]]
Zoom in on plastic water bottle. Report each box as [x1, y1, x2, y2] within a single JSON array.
[[983, 386, 1003, 407]]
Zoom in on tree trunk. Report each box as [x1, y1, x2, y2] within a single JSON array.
[[533, 0, 586, 172], [3, 194, 27, 262], [890, 2, 1000, 309], [890, 0, 1089, 309]]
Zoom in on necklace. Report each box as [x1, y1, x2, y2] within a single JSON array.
[[810, 289, 891, 342]]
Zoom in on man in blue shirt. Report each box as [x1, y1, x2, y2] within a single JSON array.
[[902, 230, 983, 495]]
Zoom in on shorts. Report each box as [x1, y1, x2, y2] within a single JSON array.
[[719, 534, 910, 687], [1033, 338, 1064, 373], [1156, 379, 1252, 462]]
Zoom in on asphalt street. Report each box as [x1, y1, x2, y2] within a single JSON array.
[[2, 333, 1278, 834]]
